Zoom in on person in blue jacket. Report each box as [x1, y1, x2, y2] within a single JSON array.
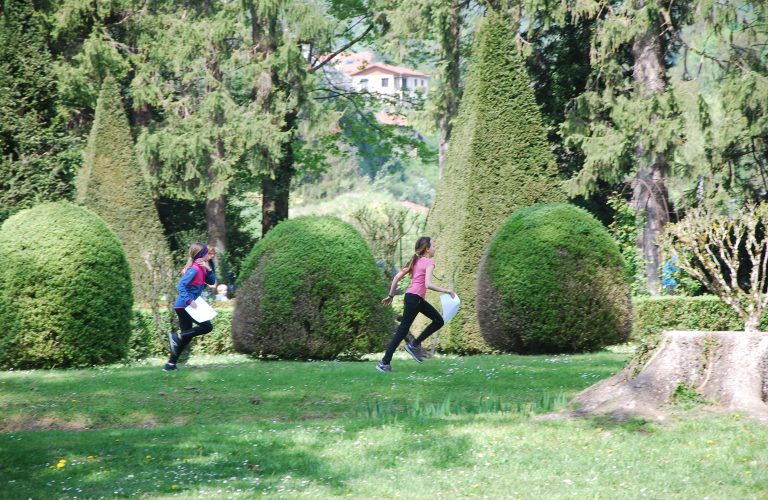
[[163, 242, 217, 371]]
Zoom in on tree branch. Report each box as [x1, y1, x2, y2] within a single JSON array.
[[309, 22, 376, 74], [659, 8, 768, 82]]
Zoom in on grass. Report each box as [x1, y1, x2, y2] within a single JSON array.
[[2, 349, 768, 499]]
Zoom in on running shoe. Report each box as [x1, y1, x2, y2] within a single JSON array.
[[404, 342, 423, 363], [168, 333, 182, 356], [162, 363, 178, 372], [375, 362, 392, 373]]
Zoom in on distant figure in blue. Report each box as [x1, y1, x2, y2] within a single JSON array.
[[662, 256, 678, 295], [163, 243, 217, 371]]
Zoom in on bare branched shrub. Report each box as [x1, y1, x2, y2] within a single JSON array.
[[658, 203, 768, 332], [350, 206, 426, 282]]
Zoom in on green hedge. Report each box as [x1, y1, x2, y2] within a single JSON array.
[[477, 203, 631, 353], [0, 202, 132, 368], [631, 296, 762, 341], [129, 308, 235, 359], [232, 216, 394, 359]]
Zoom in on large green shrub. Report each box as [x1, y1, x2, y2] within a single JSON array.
[[76, 77, 169, 300], [231, 216, 394, 359], [477, 203, 631, 353], [0, 202, 133, 368], [420, 12, 564, 353]]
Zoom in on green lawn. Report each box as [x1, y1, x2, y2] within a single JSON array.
[[1, 349, 767, 499]]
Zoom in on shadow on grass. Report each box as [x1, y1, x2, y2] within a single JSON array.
[[0, 414, 498, 499]]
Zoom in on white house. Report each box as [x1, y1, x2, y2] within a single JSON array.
[[348, 62, 430, 96]]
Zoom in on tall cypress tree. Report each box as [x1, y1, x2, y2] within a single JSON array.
[[420, 12, 564, 353], [77, 77, 171, 304], [0, 0, 75, 221]]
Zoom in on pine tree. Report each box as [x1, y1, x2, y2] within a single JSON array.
[[77, 77, 171, 306], [420, 12, 564, 353], [0, 0, 76, 221], [526, 0, 768, 293]]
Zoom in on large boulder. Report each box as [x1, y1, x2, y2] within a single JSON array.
[[231, 216, 394, 359], [477, 203, 631, 353], [0, 202, 133, 368]]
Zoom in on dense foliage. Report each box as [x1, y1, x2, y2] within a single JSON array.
[[476, 204, 631, 354], [0, 202, 132, 368], [421, 13, 564, 353], [0, 0, 77, 222], [76, 77, 170, 299], [231, 216, 394, 359]]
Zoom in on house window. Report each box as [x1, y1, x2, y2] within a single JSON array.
[[360, 79, 368, 90], [401, 78, 408, 90], [382, 78, 389, 87], [421, 80, 424, 86]]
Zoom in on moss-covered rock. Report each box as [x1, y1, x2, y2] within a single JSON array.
[[231, 216, 394, 359], [76, 77, 169, 300], [419, 13, 565, 353], [477, 203, 631, 353], [0, 202, 133, 368]]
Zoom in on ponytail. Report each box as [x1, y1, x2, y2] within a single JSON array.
[[182, 242, 207, 275], [402, 236, 432, 276]]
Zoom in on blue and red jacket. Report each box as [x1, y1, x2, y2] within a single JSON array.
[[174, 262, 216, 309]]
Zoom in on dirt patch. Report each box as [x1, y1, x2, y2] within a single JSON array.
[[1, 413, 92, 432]]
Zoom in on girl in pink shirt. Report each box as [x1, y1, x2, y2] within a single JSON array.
[[378, 236, 455, 372]]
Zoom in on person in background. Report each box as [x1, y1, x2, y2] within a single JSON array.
[[215, 284, 229, 301], [662, 256, 678, 295]]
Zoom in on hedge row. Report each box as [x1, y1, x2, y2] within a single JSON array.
[[129, 309, 235, 360], [129, 296, 760, 361], [631, 296, 767, 341]]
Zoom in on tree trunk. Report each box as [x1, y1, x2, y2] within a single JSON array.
[[206, 194, 226, 257], [567, 331, 768, 423], [199, 41, 227, 265], [631, 162, 668, 294], [261, 112, 297, 236], [437, 0, 463, 179], [132, 103, 154, 127], [630, 11, 669, 295]]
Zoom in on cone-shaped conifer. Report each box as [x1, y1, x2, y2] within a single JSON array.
[[77, 77, 170, 300], [419, 13, 564, 353]]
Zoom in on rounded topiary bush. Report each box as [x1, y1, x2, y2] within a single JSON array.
[[0, 202, 133, 368], [476, 203, 631, 353], [231, 216, 395, 359]]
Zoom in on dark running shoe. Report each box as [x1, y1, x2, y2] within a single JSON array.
[[162, 363, 178, 372], [404, 342, 423, 363], [376, 362, 392, 373], [168, 333, 182, 356]]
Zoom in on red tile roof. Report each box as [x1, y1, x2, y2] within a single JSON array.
[[350, 62, 430, 78], [374, 113, 408, 126], [399, 201, 430, 215]]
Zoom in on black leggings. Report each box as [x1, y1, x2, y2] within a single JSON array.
[[382, 293, 444, 365], [169, 308, 213, 363]]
